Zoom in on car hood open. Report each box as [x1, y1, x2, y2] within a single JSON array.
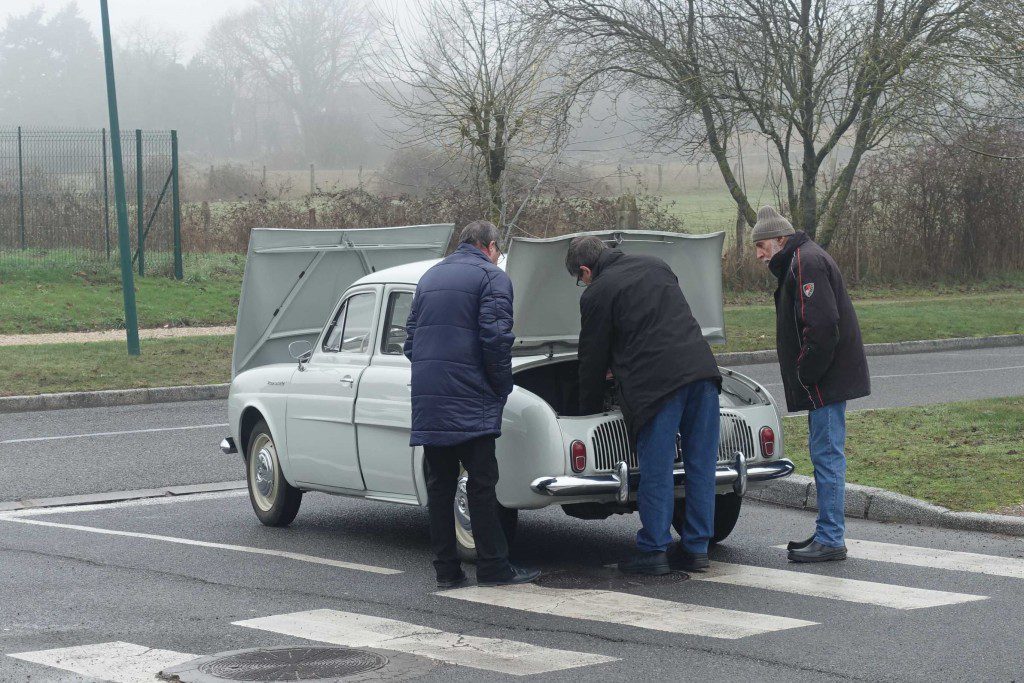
[[505, 230, 726, 355], [232, 225, 453, 376]]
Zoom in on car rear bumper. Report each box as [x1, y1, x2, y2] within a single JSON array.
[[530, 456, 794, 500]]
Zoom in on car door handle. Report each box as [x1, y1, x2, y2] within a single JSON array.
[[340, 376, 354, 387]]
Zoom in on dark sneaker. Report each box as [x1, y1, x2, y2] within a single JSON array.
[[668, 545, 709, 573], [478, 565, 542, 587], [618, 551, 670, 576], [436, 570, 468, 589], [786, 534, 816, 551], [788, 540, 847, 563]]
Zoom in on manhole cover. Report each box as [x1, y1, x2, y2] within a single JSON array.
[[162, 647, 389, 682], [537, 567, 689, 590]]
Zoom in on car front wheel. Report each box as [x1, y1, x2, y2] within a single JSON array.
[[246, 420, 302, 527], [671, 492, 742, 545], [454, 472, 518, 562]]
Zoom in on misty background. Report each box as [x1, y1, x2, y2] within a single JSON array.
[[0, 1, 663, 174]]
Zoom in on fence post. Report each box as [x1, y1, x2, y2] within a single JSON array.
[[171, 130, 183, 280], [100, 0, 140, 356], [102, 128, 110, 260], [17, 126, 25, 250], [136, 129, 144, 277]]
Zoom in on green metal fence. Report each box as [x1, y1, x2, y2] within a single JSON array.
[[0, 127, 182, 278]]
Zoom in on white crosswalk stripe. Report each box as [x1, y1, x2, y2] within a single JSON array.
[[7, 641, 195, 683], [438, 583, 816, 639], [843, 539, 1024, 579], [234, 608, 617, 676], [694, 562, 988, 609]]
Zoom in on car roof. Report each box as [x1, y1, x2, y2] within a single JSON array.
[[351, 259, 440, 286], [350, 256, 511, 287]]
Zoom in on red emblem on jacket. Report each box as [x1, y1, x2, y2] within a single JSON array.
[[803, 282, 815, 298]]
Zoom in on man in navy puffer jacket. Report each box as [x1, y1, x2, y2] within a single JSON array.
[[404, 221, 540, 588]]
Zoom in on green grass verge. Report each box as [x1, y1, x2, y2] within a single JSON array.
[[0, 253, 245, 334], [718, 292, 1024, 353], [0, 336, 232, 397], [782, 398, 1024, 513]]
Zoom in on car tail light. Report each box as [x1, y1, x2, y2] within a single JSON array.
[[570, 440, 587, 473], [759, 426, 776, 458]]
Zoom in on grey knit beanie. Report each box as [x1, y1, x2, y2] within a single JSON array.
[[751, 205, 795, 242]]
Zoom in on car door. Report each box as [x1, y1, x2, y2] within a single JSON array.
[[286, 286, 380, 491], [354, 286, 418, 497]]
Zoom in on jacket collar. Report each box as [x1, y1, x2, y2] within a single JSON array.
[[591, 248, 623, 281], [768, 231, 810, 280], [455, 242, 491, 263]]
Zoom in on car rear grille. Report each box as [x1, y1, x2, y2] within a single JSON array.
[[592, 418, 637, 471], [590, 411, 756, 472], [719, 411, 756, 464]]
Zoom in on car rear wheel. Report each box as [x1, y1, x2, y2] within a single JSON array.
[[454, 472, 518, 562], [247, 420, 302, 527], [671, 493, 743, 545]]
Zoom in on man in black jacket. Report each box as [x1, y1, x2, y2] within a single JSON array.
[[752, 206, 871, 563], [566, 236, 722, 575]]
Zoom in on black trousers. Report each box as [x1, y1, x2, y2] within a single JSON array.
[[424, 435, 511, 581]]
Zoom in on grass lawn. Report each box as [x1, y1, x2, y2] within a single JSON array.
[[781, 398, 1024, 513], [717, 291, 1024, 353], [0, 336, 232, 397], [0, 253, 245, 334]]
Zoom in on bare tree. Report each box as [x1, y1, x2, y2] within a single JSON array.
[[527, 0, 1023, 247], [369, 0, 580, 229], [208, 0, 374, 163]]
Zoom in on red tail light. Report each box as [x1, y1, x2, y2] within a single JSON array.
[[570, 440, 587, 473], [759, 426, 776, 458]]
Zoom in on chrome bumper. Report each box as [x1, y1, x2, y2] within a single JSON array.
[[530, 455, 794, 501], [220, 437, 237, 455]]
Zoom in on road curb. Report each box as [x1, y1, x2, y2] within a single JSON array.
[[748, 474, 1024, 537], [0, 384, 229, 414], [0, 481, 246, 513], [716, 333, 1024, 366]]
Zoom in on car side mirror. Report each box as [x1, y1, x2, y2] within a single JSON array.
[[288, 340, 313, 369]]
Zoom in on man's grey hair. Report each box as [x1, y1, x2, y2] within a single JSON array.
[[460, 220, 500, 248], [565, 235, 607, 277]]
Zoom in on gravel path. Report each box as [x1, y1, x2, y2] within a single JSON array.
[[0, 326, 235, 347]]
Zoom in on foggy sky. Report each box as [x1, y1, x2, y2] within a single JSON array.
[[2, 0, 258, 58]]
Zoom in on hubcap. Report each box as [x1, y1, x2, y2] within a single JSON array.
[[256, 448, 275, 498], [249, 434, 279, 512], [454, 473, 475, 551]]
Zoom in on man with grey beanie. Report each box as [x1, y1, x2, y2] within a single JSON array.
[[753, 206, 870, 563]]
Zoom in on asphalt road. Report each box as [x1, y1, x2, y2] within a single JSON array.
[[1, 490, 1022, 681], [2, 345, 1023, 503], [730, 344, 1024, 414]]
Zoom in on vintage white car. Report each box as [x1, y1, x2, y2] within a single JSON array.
[[221, 224, 793, 558]]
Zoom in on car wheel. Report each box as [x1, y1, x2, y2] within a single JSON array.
[[454, 471, 519, 562], [247, 419, 302, 527], [671, 493, 743, 545]]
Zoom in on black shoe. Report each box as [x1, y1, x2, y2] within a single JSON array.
[[668, 545, 709, 573], [787, 534, 816, 551], [618, 551, 670, 576], [478, 565, 542, 587], [788, 540, 847, 563], [436, 570, 468, 589]]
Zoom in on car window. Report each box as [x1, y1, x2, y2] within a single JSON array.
[[323, 292, 376, 354], [381, 291, 414, 355]]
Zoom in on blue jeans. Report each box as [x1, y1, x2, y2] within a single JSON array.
[[635, 379, 720, 554], [808, 401, 847, 548]]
